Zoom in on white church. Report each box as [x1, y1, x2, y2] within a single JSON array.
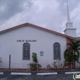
[[0, 2, 80, 69]]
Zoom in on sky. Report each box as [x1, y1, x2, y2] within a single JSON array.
[[0, 0, 80, 36]]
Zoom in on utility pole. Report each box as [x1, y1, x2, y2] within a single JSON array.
[[9, 54, 11, 69]]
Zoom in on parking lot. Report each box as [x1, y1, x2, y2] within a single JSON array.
[[0, 71, 76, 80]]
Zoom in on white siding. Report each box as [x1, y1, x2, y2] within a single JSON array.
[[0, 26, 66, 68], [64, 28, 76, 37]]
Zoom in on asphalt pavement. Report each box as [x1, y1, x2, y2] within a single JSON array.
[[0, 71, 75, 80]]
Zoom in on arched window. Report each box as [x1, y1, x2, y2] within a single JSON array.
[[23, 42, 30, 60], [54, 42, 61, 60]]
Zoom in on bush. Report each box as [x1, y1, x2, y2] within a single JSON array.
[[29, 63, 41, 70], [47, 64, 53, 69], [29, 52, 41, 70], [0, 57, 2, 63], [32, 52, 38, 63]]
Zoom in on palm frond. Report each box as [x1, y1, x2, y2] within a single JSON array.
[[64, 40, 80, 64]]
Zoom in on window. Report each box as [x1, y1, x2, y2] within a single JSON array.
[[40, 51, 44, 56], [23, 42, 30, 60], [53, 42, 61, 60]]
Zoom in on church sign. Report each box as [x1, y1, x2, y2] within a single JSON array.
[[17, 40, 37, 42]]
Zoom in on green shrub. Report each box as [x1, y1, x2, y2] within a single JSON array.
[[32, 52, 38, 63], [29, 52, 41, 70], [29, 63, 41, 70]]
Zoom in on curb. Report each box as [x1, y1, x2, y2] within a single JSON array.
[[0, 71, 80, 75], [0, 72, 3, 75], [11, 72, 31, 75], [37, 72, 57, 75], [65, 71, 80, 74]]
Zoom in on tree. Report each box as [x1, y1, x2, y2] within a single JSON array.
[[32, 52, 38, 63], [0, 57, 2, 63], [64, 40, 80, 68], [29, 52, 41, 70]]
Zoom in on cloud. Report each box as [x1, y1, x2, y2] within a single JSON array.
[[0, 0, 63, 31], [0, 0, 80, 36], [70, 3, 80, 36], [0, 0, 65, 30], [0, 0, 25, 25]]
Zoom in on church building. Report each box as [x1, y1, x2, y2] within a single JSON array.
[[0, 2, 80, 69]]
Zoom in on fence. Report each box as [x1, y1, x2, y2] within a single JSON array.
[[0, 62, 80, 71]]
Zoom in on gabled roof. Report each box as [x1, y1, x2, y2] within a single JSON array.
[[0, 22, 75, 39]]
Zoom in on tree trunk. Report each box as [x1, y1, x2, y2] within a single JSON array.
[[73, 51, 75, 69]]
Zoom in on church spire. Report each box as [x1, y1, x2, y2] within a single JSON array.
[[66, 0, 70, 22], [64, 0, 76, 37], [66, 0, 73, 28]]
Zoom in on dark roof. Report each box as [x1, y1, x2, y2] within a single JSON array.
[[0, 22, 75, 39]]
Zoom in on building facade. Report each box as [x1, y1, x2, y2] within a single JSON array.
[[0, 1, 80, 69], [0, 23, 78, 69]]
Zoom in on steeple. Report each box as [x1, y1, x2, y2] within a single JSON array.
[[66, 0, 70, 22], [66, 0, 73, 28], [64, 0, 76, 37]]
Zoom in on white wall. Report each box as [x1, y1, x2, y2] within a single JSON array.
[[64, 28, 76, 37], [0, 26, 67, 69]]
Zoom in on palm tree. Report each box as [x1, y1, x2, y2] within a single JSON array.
[[64, 40, 80, 68]]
